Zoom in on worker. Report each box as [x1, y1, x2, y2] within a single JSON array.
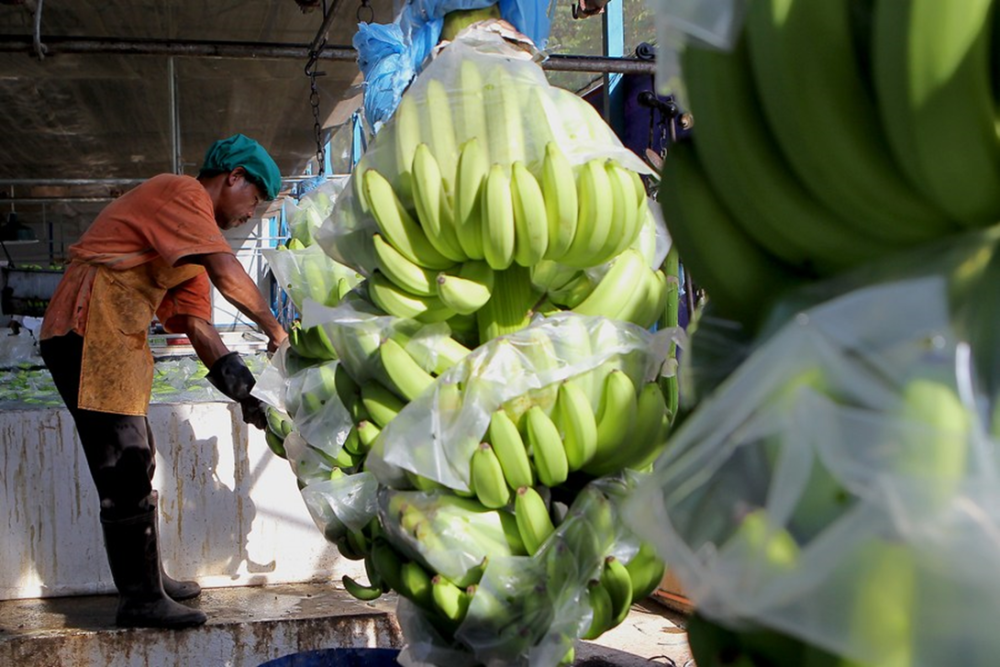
[[38, 134, 289, 629]]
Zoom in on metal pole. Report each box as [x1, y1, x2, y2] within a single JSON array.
[[168, 56, 181, 175], [0, 179, 145, 187], [0, 36, 656, 74], [308, 0, 346, 55]]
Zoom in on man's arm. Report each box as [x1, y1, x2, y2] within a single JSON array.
[[168, 314, 230, 368], [182, 252, 287, 353], [167, 313, 268, 429]]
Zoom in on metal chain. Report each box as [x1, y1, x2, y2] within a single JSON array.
[[304, 35, 327, 174], [357, 0, 374, 23]]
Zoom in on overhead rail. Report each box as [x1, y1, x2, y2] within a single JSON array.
[[0, 35, 656, 75]]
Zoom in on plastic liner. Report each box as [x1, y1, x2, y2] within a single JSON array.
[[316, 33, 652, 277], [393, 475, 648, 667], [626, 227, 1000, 665], [365, 313, 676, 492]]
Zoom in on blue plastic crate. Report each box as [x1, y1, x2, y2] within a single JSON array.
[[259, 648, 401, 667]]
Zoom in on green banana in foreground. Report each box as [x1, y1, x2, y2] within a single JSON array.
[[513, 485, 555, 556], [658, 140, 806, 332]]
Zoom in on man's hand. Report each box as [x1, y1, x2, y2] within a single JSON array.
[[240, 397, 268, 430], [268, 329, 288, 356]]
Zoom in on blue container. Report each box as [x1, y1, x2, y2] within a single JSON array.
[[259, 648, 401, 667]]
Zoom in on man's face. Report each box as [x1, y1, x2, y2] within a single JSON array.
[[217, 169, 264, 230]]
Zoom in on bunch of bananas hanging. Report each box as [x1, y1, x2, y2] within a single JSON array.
[[334, 480, 667, 661], [344, 53, 665, 347], [261, 39, 677, 665], [659, 0, 1000, 333]]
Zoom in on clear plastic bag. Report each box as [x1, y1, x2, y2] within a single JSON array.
[[627, 227, 1000, 665], [394, 475, 650, 667], [261, 243, 363, 312], [366, 313, 676, 492], [316, 32, 652, 276]]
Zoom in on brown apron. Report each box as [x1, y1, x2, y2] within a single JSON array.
[[78, 261, 204, 415]]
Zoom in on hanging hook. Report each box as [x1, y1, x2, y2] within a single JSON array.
[[31, 0, 48, 61]]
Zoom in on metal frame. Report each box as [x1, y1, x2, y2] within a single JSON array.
[[0, 35, 655, 75]]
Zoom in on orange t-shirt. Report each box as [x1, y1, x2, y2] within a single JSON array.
[[41, 174, 235, 340]]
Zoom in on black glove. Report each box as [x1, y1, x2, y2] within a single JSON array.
[[207, 352, 267, 429], [207, 352, 256, 401], [240, 397, 268, 430]]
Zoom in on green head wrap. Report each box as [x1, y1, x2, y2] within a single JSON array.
[[199, 134, 282, 200]]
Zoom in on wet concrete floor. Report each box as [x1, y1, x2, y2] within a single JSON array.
[[0, 583, 691, 666]]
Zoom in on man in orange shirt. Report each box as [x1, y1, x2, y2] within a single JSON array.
[[39, 134, 288, 629]]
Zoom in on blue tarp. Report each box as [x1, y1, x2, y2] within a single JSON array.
[[354, 0, 555, 129]]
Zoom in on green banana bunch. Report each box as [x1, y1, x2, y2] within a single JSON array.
[[873, 0, 1000, 225], [681, 34, 892, 277], [744, 0, 956, 243]]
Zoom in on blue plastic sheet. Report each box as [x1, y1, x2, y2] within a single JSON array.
[[354, 0, 555, 129]]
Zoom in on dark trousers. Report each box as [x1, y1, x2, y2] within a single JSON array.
[[40, 333, 156, 521]]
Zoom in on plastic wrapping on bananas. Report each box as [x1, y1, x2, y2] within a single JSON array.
[[366, 313, 678, 493]]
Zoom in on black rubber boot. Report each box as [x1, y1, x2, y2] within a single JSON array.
[[161, 570, 202, 602], [148, 491, 201, 602], [101, 510, 207, 629]]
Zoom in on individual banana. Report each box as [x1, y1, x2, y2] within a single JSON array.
[[681, 34, 891, 276], [540, 142, 579, 261], [513, 485, 555, 556], [894, 376, 970, 511], [372, 232, 441, 297], [581, 579, 614, 640], [572, 248, 647, 320], [475, 264, 538, 341], [587, 380, 668, 476], [873, 0, 1000, 225], [379, 337, 436, 402], [481, 163, 517, 270], [585, 369, 638, 474], [367, 270, 456, 323], [524, 405, 569, 488], [624, 541, 667, 604], [422, 78, 459, 181], [363, 168, 455, 270], [601, 555, 634, 629], [360, 381, 406, 429], [510, 161, 549, 267], [595, 160, 640, 265], [483, 65, 525, 167], [342, 573, 383, 601], [431, 574, 472, 625], [744, 0, 956, 242], [389, 330, 471, 376], [436, 260, 495, 315], [399, 560, 435, 609], [391, 93, 421, 202], [411, 143, 467, 262], [455, 59, 488, 148], [657, 140, 806, 332], [470, 442, 512, 509], [554, 378, 598, 471], [561, 158, 614, 268], [454, 137, 488, 260], [487, 409, 534, 491], [369, 537, 406, 594], [547, 272, 595, 310]]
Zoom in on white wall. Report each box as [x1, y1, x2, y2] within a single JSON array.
[[0, 400, 359, 601]]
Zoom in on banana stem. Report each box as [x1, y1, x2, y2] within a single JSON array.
[[477, 264, 537, 343], [441, 5, 502, 42]]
